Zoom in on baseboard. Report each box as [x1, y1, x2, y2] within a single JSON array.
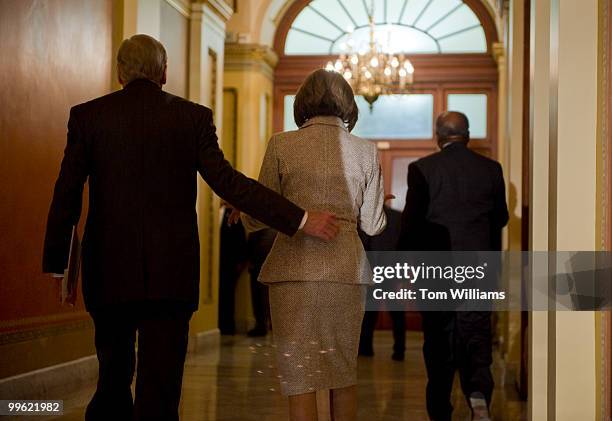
[[0, 328, 221, 400], [0, 354, 97, 400], [188, 328, 220, 353]]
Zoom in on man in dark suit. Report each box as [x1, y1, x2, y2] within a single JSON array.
[[218, 203, 248, 335], [398, 112, 508, 421], [42, 34, 339, 421], [358, 202, 406, 361], [245, 227, 276, 337]]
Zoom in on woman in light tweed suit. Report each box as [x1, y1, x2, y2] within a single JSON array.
[[242, 69, 386, 420]]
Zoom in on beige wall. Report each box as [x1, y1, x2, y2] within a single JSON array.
[[189, 1, 231, 336], [527, 0, 602, 419], [160, 1, 190, 97], [222, 43, 276, 330]]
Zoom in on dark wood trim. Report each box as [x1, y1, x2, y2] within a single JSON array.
[[605, 0, 612, 417], [606, 0, 612, 251], [275, 54, 498, 84], [519, 0, 531, 402]]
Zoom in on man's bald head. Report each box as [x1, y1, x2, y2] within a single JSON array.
[[435, 111, 470, 148]]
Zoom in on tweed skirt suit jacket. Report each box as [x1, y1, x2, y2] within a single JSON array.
[[243, 115, 386, 395]]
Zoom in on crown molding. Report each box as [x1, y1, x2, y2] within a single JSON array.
[[224, 43, 279, 79], [193, 0, 233, 23]]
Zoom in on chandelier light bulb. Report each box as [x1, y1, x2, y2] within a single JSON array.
[[324, 6, 415, 108], [404, 61, 415, 74]]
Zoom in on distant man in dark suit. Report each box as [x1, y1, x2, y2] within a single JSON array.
[[246, 227, 276, 337], [358, 202, 406, 361], [42, 34, 339, 421], [398, 112, 508, 421], [218, 203, 248, 335]]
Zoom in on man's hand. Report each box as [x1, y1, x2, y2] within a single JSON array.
[[302, 211, 339, 241], [228, 208, 241, 225]]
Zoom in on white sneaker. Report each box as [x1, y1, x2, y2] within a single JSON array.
[[469, 392, 491, 421]]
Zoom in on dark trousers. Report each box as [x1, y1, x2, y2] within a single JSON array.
[[421, 311, 494, 421], [359, 310, 406, 354], [85, 303, 192, 421], [218, 271, 239, 334], [249, 267, 269, 330]]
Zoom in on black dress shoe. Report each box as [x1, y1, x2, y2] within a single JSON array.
[[247, 326, 267, 337], [391, 351, 405, 361]]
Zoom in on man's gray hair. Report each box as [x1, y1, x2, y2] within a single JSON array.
[[117, 34, 167, 85]]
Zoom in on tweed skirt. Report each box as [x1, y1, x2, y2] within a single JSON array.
[[268, 281, 365, 396]]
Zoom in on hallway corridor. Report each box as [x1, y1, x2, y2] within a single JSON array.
[[38, 331, 525, 421]]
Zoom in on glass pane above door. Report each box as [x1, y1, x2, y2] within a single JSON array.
[[446, 93, 488, 138], [284, 94, 434, 139]]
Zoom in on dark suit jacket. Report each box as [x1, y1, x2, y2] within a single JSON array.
[[359, 206, 402, 252], [398, 142, 509, 251], [43, 79, 304, 311]]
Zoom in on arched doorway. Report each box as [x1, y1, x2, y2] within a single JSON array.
[[272, 0, 500, 329]]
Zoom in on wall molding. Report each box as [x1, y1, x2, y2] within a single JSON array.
[[224, 43, 278, 80], [0, 311, 88, 331], [0, 328, 221, 400], [0, 355, 98, 400], [165, 0, 191, 17], [0, 317, 91, 345], [195, 0, 234, 23], [188, 328, 221, 353]]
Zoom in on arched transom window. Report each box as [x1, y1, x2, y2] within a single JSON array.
[[284, 0, 487, 55]]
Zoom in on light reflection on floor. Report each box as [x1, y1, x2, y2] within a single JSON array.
[[41, 331, 525, 421]]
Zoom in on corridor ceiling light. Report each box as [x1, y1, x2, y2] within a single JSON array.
[[325, 2, 414, 110]]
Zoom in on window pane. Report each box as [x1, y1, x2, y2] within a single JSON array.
[[284, 95, 298, 131], [414, 0, 463, 31], [284, 29, 334, 55], [284, 0, 487, 55], [291, 6, 343, 39], [309, 0, 355, 33], [399, 0, 431, 25], [429, 4, 480, 38], [438, 26, 487, 53], [353, 95, 434, 139], [390, 157, 419, 212], [284, 94, 434, 139], [332, 25, 439, 54], [447, 94, 487, 138]]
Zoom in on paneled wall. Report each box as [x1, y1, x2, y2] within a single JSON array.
[[0, 0, 113, 378], [0, 0, 232, 380]]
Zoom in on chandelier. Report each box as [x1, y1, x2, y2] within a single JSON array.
[[326, 4, 414, 109]]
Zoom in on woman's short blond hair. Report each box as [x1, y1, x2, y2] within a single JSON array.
[[293, 69, 359, 131], [117, 34, 167, 85]]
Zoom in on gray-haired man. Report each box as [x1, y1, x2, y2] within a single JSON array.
[[43, 34, 339, 421]]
